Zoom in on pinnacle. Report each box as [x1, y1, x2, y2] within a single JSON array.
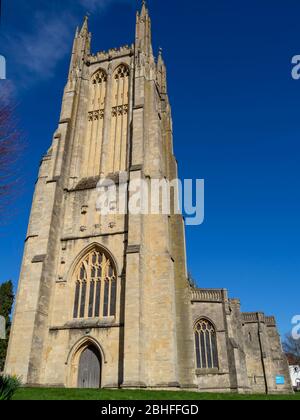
[[80, 14, 89, 35], [141, 0, 148, 16]]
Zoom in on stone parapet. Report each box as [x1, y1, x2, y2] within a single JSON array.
[[191, 288, 227, 303]]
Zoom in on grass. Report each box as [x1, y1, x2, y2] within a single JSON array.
[[12, 388, 300, 400]]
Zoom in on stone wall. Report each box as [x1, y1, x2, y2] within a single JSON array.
[[242, 313, 292, 394]]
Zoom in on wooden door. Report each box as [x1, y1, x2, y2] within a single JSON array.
[[78, 346, 101, 389]]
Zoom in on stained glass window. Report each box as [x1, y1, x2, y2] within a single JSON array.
[[194, 319, 219, 370], [73, 248, 117, 319]]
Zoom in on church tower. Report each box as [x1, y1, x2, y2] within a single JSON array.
[[6, 2, 291, 394], [5, 2, 195, 389]]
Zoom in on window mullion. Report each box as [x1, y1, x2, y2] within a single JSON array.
[[85, 259, 91, 318], [107, 278, 112, 316], [204, 330, 209, 368], [209, 332, 214, 368], [99, 259, 105, 318], [92, 268, 98, 317], [199, 330, 203, 369]]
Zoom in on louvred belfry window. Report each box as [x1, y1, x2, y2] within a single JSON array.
[[73, 248, 117, 319], [83, 69, 107, 178], [109, 64, 129, 173]]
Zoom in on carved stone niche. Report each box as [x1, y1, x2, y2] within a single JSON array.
[[81, 205, 88, 215], [56, 276, 66, 284]]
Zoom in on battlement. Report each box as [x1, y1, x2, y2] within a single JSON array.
[[89, 44, 134, 63], [264, 315, 276, 326], [242, 312, 277, 326]]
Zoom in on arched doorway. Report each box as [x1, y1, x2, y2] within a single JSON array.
[[77, 345, 101, 388]]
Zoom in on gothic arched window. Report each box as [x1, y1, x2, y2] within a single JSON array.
[[73, 247, 117, 319], [194, 319, 219, 370]]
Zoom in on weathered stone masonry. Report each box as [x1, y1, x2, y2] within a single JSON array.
[[5, 3, 292, 394]]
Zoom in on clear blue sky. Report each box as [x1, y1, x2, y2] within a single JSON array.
[[0, 0, 299, 338]]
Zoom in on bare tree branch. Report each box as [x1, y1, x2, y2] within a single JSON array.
[[283, 333, 300, 365], [0, 85, 24, 222]]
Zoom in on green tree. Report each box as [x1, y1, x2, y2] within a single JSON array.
[[0, 280, 14, 371]]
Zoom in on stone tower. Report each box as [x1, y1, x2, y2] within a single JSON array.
[[5, 2, 292, 394], [5, 2, 195, 388]]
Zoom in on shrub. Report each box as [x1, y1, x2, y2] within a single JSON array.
[[0, 374, 21, 400]]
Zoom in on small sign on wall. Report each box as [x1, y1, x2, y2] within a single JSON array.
[[276, 375, 285, 385], [0, 316, 5, 339]]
